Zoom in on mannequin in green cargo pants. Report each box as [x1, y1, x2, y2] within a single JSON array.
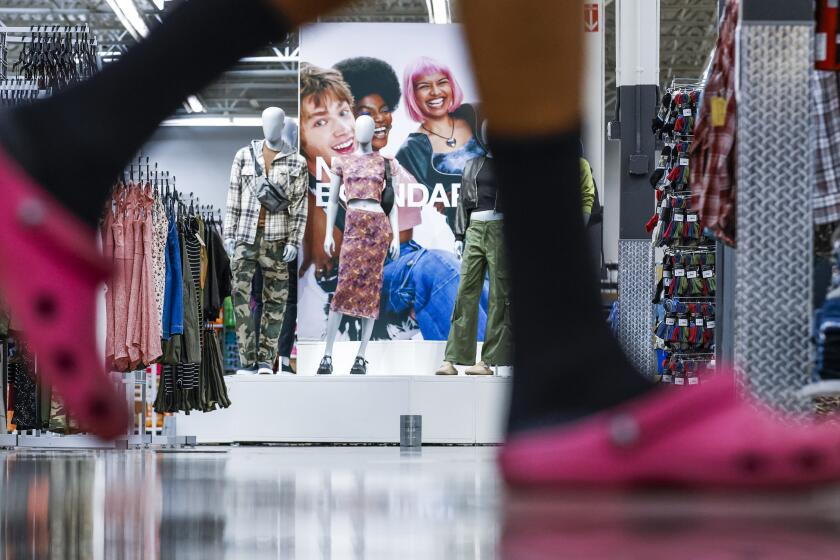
[[436, 141, 597, 376], [436, 126, 511, 375]]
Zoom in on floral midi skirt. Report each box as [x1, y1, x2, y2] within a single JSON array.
[[331, 208, 392, 319]]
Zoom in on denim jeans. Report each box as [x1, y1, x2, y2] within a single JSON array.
[[382, 240, 489, 341]]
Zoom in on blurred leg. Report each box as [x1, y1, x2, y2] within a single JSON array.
[[459, 0, 653, 432]]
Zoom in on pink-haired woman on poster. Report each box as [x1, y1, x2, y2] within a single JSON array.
[[396, 56, 486, 231]]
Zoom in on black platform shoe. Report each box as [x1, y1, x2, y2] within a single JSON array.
[[317, 356, 333, 375], [350, 357, 368, 375]]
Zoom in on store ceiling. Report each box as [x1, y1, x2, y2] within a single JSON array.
[[0, 0, 717, 120]]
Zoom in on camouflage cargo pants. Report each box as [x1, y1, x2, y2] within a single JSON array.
[[232, 228, 290, 366]]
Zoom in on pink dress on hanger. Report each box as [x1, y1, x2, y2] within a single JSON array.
[[111, 187, 130, 372], [125, 186, 144, 368], [140, 184, 162, 364], [102, 198, 116, 370]]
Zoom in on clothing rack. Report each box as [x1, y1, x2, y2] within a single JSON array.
[[107, 157, 231, 423], [0, 25, 98, 91], [647, 77, 717, 386]]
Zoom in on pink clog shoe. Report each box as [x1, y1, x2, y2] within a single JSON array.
[[0, 147, 128, 439], [501, 371, 840, 489]]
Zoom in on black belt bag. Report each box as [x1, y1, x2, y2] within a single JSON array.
[[250, 144, 291, 213], [381, 157, 395, 215]]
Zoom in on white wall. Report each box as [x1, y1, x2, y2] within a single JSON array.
[[603, 137, 621, 264], [141, 126, 262, 212], [583, 0, 606, 214]]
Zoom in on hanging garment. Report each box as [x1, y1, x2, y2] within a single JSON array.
[[102, 199, 117, 369], [124, 186, 144, 367], [10, 348, 38, 430], [102, 183, 163, 370], [181, 218, 203, 365], [111, 188, 131, 369], [813, 70, 840, 226], [203, 225, 232, 321], [152, 197, 169, 332], [140, 185, 162, 364], [200, 329, 231, 412], [197, 216, 209, 290], [690, 0, 738, 246], [162, 215, 184, 340]]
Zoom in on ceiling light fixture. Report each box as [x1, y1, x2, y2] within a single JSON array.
[[186, 95, 206, 114], [104, 0, 149, 39], [426, 0, 450, 24], [162, 117, 264, 127]]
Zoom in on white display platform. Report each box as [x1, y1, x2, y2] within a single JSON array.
[[176, 341, 512, 445], [294, 340, 512, 378]]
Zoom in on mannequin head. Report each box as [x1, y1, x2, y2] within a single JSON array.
[[355, 115, 375, 148], [262, 107, 286, 150]]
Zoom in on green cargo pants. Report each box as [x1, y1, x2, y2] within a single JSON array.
[[444, 219, 513, 366], [232, 228, 290, 366]]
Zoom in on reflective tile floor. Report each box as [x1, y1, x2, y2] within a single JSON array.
[[4, 446, 840, 559]]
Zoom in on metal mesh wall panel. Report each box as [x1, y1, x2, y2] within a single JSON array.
[[734, 24, 813, 411], [618, 239, 656, 376]]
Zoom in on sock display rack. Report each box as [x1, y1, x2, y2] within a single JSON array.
[[648, 79, 717, 386]]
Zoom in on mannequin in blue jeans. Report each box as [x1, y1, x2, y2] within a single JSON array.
[[381, 240, 490, 340]]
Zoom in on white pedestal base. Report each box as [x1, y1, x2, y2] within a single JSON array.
[[175, 375, 511, 445]]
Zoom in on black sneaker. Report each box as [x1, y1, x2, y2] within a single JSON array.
[[350, 357, 368, 375], [317, 356, 333, 375], [279, 361, 296, 375]]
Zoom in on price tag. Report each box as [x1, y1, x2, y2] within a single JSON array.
[[678, 318, 689, 327], [674, 212, 685, 222], [661, 375, 673, 384], [663, 269, 672, 278], [680, 158, 690, 166], [687, 213, 699, 223], [695, 317, 704, 327], [687, 270, 698, 279], [665, 317, 676, 326], [711, 96, 727, 127], [702, 269, 714, 279], [688, 377, 699, 386], [674, 267, 686, 277], [706, 320, 716, 329], [683, 108, 692, 117], [675, 377, 685, 386]]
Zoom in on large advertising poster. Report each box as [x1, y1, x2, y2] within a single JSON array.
[[298, 23, 489, 343]]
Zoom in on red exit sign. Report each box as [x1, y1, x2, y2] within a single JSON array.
[[584, 3, 599, 33]]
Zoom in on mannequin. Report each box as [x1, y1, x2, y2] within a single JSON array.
[[436, 121, 512, 376], [224, 106, 309, 376], [317, 115, 400, 375], [225, 107, 297, 263]]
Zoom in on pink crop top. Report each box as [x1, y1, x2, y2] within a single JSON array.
[[331, 152, 396, 202]]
